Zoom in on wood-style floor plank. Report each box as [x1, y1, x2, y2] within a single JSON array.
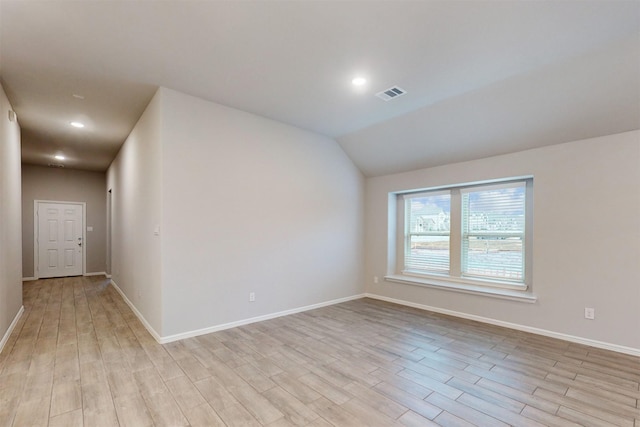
[[0, 276, 638, 426]]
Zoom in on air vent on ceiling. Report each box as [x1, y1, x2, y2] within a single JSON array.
[[47, 163, 65, 168], [375, 86, 406, 101]]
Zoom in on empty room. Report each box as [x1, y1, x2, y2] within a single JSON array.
[[0, 1, 639, 426]]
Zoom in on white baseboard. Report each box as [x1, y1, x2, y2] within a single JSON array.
[[364, 293, 640, 357], [110, 279, 365, 345], [159, 293, 366, 344], [24, 273, 107, 281], [109, 284, 638, 356], [0, 306, 24, 354], [84, 271, 107, 277], [109, 280, 163, 343]]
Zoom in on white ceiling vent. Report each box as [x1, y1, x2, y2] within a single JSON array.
[[375, 86, 406, 101]]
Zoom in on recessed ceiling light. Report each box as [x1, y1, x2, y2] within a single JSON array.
[[54, 155, 65, 160], [70, 121, 85, 128], [352, 77, 367, 86]]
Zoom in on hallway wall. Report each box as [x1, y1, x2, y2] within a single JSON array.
[[21, 165, 107, 278], [0, 82, 23, 351]]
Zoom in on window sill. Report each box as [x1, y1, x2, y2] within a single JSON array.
[[384, 274, 537, 303]]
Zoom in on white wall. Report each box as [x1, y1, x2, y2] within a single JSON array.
[[22, 165, 107, 278], [108, 87, 364, 338], [365, 131, 640, 351], [160, 88, 364, 336], [107, 89, 163, 334], [0, 83, 23, 351]]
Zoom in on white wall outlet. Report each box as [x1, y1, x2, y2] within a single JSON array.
[[249, 292, 255, 302], [374, 276, 379, 284], [584, 307, 595, 320]]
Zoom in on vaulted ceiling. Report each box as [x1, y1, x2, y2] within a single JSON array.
[[1, 1, 638, 176]]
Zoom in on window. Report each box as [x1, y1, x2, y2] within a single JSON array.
[[397, 178, 532, 291], [461, 182, 526, 282], [404, 191, 450, 274]]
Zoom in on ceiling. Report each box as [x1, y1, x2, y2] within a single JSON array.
[[1, 1, 638, 176]]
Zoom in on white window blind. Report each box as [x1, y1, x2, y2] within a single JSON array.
[[404, 192, 451, 274], [461, 182, 526, 282], [397, 177, 531, 291]]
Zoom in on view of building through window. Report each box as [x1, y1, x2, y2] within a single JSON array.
[[404, 180, 528, 284], [461, 184, 526, 281], [406, 193, 450, 273]]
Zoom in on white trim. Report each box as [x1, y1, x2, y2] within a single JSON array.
[[111, 278, 365, 345], [364, 293, 640, 357], [395, 176, 534, 293], [25, 274, 106, 280], [397, 271, 527, 291], [34, 200, 87, 279], [82, 203, 87, 276], [87, 281, 640, 356], [395, 175, 534, 197], [158, 294, 366, 344], [384, 274, 536, 303], [109, 280, 163, 343], [33, 200, 37, 278], [0, 306, 24, 354], [84, 271, 107, 277]]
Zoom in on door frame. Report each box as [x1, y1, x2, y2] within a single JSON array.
[[106, 189, 112, 278], [34, 200, 87, 279]]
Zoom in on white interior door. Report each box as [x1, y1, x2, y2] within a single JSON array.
[[36, 202, 84, 278]]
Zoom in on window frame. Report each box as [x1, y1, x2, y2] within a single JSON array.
[[403, 189, 451, 275], [393, 177, 533, 293]]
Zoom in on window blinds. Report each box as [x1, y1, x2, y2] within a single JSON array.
[[404, 192, 451, 274], [461, 182, 526, 282]]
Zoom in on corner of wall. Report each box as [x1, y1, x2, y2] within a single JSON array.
[[0, 81, 23, 345], [106, 87, 165, 336]]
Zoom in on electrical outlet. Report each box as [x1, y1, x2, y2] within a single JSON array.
[[249, 292, 255, 302], [584, 307, 595, 320], [374, 276, 379, 284]]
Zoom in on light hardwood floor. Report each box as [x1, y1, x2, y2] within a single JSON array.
[[0, 276, 638, 427]]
